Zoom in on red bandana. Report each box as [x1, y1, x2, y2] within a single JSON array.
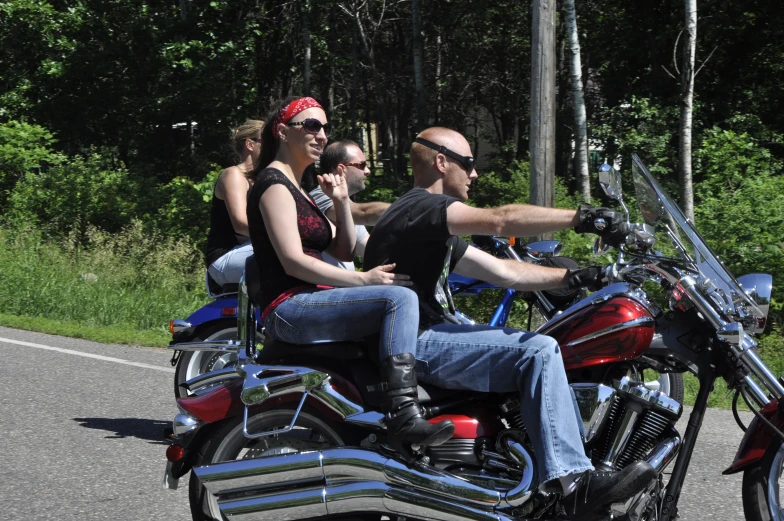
[[274, 97, 323, 136]]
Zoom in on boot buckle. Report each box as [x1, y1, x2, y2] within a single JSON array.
[[367, 382, 389, 392]]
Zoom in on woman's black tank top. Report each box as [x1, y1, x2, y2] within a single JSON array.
[[247, 168, 332, 310], [205, 188, 249, 267]]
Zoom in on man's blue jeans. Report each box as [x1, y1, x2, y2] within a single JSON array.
[[416, 323, 594, 483], [264, 286, 419, 360]]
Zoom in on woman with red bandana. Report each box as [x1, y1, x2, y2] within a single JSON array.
[[246, 97, 454, 450]]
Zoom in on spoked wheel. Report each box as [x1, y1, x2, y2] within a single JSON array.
[[744, 439, 784, 521], [174, 321, 239, 398], [641, 369, 685, 405], [608, 364, 685, 405], [188, 408, 374, 521]]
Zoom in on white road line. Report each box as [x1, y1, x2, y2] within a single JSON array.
[[0, 336, 175, 373]]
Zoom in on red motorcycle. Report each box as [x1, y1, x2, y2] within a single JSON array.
[[164, 155, 779, 521]]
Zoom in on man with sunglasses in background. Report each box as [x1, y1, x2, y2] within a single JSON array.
[[363, 127, 654, 519], [309, 139, 390, 270]]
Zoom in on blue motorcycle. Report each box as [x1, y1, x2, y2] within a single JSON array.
[[168, 275, 260, 398]]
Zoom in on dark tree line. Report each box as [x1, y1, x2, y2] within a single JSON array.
[[2, 0, 784, 197]]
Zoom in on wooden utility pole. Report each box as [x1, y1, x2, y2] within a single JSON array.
[[530, 0, 556, 237]]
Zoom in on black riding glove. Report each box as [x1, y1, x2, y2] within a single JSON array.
[[574, 204, 629, 246], [567, 266, 605, 292]]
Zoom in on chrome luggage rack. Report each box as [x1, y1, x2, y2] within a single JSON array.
[[238, 362, 384, 438]]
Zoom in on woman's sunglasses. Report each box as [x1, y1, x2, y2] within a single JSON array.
[[287, 118, 331, 137]]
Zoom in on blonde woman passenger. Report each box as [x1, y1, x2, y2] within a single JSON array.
[[205, 120, 264, 288]]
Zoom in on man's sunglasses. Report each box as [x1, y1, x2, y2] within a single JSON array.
[[287, 118, 331, 137], [414, 137, 475, 172], [341, 161, 367, 170]]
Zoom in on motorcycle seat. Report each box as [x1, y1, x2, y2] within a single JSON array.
[[206, 272, 239, 296], [256, 339, 366, 362]]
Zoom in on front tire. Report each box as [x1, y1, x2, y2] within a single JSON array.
[[643, 370, 685, 405], [188, 408, 351, 521], [743, 439, 784, 521]]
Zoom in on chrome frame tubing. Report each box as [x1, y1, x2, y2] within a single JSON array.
[[167, 340, 241, 352]]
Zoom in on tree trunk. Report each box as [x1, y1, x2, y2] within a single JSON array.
[[412, 0, 427, 131], [435, 30, 443, 124], [302, 0, 311, 96], [350, 22, 360, 141], [351, 5, 392, 173], [564, 0, 591, 203], [530, 0, 556, 239], [679, 0, 697, 222], [178, 0, 188, 21]]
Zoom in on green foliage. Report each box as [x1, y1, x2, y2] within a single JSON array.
[[0, 221, 206, 333], [591, 97, 679, 179], [694, 126, 784, 313], [140, 166, 221, 248], [0, 121, 65, 207], [6, 151, 138, 241]]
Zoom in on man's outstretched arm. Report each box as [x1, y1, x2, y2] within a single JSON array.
[[349, 200, 391, 225], [453, 246, 570, 292], [324, 200, 391, 226], [446, 202, 579, 238]]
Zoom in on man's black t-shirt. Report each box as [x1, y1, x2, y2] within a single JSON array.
[[364, 188, 469, 327]]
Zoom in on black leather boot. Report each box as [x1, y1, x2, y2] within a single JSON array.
[[563, 461, 657, 520], [379, 353, 455, 449]]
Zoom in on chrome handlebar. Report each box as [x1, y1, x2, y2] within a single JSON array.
[[604, 244, 784, 402]]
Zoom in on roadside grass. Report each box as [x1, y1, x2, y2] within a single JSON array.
[[0, 312, 170, 346], [0, 222, 208, 346]]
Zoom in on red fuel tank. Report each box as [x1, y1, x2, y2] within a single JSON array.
[[539, 294, 655, 371]]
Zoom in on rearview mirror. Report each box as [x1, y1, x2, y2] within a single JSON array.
[[599, 163, 622, 201]]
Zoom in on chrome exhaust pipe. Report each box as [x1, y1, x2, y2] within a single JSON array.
[[644, 436, 680, 473], [197, 451, 324, 496], [194, 446, 534, 521], [218, 480, 516, 521], [198, 448, 501, 505]]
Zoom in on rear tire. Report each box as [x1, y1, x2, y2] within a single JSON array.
[[188, 408, 366, 521], [743, 438, 784, 521], [174, 320, 238, 398]]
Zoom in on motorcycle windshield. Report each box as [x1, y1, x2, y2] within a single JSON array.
[[630, 154, 764, 323]]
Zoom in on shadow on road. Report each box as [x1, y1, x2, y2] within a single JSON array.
[[73, 417, 170, 444]]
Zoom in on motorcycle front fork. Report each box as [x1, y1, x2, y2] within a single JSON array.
[[658, 350, 716, 521]]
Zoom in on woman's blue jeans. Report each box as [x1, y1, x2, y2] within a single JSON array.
[[416, 323, 594, 483], [263, 286, 419, 361]]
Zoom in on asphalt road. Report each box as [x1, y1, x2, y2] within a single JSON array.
[[0, 326, 758, 520]]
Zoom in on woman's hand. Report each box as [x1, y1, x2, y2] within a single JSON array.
[[361, 263, 413, 287], [317, 173, 349, 202]]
